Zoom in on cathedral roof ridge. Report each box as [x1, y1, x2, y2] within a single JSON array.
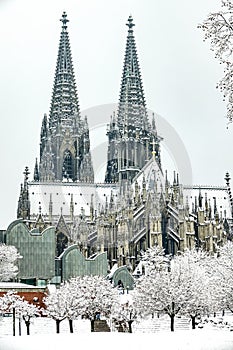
[[28, 181, 119, 188], [183, 185, 228, 191]]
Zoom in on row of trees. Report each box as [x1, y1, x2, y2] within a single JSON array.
[[134, 245, 231, 331], [1, 242, 233, 334], [125, 242, 233, 332], [43, 276, 120, 333]]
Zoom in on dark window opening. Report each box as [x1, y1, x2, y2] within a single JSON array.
[[62, 150, 73, 180]]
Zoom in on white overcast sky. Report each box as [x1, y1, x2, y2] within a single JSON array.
[[0, 0, 231, 229]]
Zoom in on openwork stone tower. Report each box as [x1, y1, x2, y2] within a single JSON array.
[[36, 12, 94, 183]]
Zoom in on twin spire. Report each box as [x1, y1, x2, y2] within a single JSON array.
[[118, 15, 148, 131], [37, 11, 94, 183], [49, 11, 80, 130], [33, 12, 160, 184], [105, 14, 161, 183]]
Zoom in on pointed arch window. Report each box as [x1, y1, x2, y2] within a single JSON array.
[[56, 231, 68, 257], [62, 149, 73, 180]]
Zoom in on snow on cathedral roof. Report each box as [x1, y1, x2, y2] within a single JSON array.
[[28, 181, 119, 218], [183, 185, 232, 219], [132, 157, 165, 193]]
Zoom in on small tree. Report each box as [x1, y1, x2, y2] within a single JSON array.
[[60, 279, 85, 333], [0, 244, 21, 281], [140, 245, 169, 275], [213, 241, 233, 312], [135, 246, 183, 332], [0, 291, 23, 336], [43, 288, 67, 333], [17, 299, 40, 335], [135, 246, 215, 331], [71, 275, 119, 332], [173, 249, 213, 329], [0, 291, 41, 335], [112, 293, 137, 333]]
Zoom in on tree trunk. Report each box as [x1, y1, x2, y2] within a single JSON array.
[[128, 320, 133, 333], [56, 319, 61, 334], [91, 319, 95, 332], [69, 319, 74, 333], [170, 314, 175, 332], [170, 301, 175, 332], [25, 321, 30, 335], [191, 315, 196, 329], [19, 318, 21, 336], [13, 307, 16, 336]]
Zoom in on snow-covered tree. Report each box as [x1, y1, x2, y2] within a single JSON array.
[[173, 249, 214, 329], [135, 248, 184, 331], [135, 247, 216, 331], [212, 241, 233, 312], [43, 276, 119, 333], [60, 278, 88, 333], [0, 291, 40, 336], [198, 0, 233, 123], [112, 292, 137, 333], [140, 245, 169, 275], [17, 299, 40, 335], [0, 290, 24, 335], [0, 290, 21, 313], [69, 275, 119, 332], [0, 244, 21, 281], [43, 287, 67, 333]]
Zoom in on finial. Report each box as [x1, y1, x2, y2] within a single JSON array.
[[173, 171, 176, 185], [151, 138, 156, 159], [225, 171, 231, 186], [213, 197, 217, 214], [198, 187, 203, 208], [34, 158, 39, 182], [165, 170, 168, 184], [60, 11, 69, 30], [126, 15, 135, 30], [23, 166, 30, 182]]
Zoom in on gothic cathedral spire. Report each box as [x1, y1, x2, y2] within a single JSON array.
[[105, 16, 161, 184], [118, 15, 148, 131], [38, 12, 94, 183], [49, 11, 80, 130]]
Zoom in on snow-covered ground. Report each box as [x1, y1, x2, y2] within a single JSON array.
[[0, 315, 233, 350], [0, 331, 233, 350]]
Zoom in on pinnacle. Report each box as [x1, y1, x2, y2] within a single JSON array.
[[126, 15, 135, 30], [60, 11, 69, 30]]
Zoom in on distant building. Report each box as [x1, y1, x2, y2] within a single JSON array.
[[0, 283, 47, 309], [3, 12, 232, 284]]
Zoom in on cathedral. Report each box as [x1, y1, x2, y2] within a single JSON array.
[[3, 12, 233, 285]]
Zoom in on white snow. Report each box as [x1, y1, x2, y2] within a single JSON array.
[[0, 313, 233, 349], [28, 182, 118, 218], [0, 331, 233, 350], [0, 282, 45, 290]]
